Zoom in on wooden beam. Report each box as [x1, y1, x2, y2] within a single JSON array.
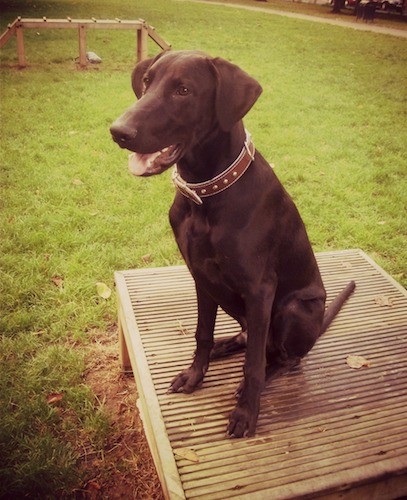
[[0, 20, 17, 49], [146, 25, 171, 51], [16, 25, 26, 67], [118, 313, 132, 373], [77, 24, 87, 68], [137, 24, 148, 62], [15, 18, 145, 30]]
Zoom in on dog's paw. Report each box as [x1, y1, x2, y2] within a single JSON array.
[[168, 366, 205, 394], [210, 331, 247, 360], [227, 403, 257, 438]]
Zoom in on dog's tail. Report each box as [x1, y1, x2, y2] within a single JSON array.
[[321, 280, 356, 335]]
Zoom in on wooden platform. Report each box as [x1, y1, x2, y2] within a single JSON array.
[[115, 249, 407, 499]]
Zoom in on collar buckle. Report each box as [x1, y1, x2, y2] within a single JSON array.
[[244, 131, 255, 161], [172, 170, 203, 205]]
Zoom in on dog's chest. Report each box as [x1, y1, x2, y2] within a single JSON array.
[[174, 210, 237, 289], [177, 212, 217, 261]]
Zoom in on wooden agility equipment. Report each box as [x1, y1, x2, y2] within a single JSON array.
[[0, 17, 171, 67], [115, 249, 407, 499]]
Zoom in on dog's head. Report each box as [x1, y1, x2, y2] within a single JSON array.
[[110, 50, 262, 176]]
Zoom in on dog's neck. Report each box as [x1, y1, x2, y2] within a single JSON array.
[[173, 123, 255, 205], [176, 122, 247, 184]]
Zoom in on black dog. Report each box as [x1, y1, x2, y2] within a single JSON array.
[[110, 50, 355, 438]]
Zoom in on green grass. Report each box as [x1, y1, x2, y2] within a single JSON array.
[[1, 0, 406, 495]]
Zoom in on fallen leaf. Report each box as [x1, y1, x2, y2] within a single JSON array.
[[96, 282, 111, 299], [51, 275, 64, 288], [374, 295, 393, 307], [346, 354, 371, 369], [33, 329, 46, 336], [86, 480, 101, 491], [176, 320, 190, 336], [141, 254, 152, 264], [72, 178, 84, 185], [118, 402, 127, 414], [174, 447, 199, 463], [46, 392, 63, 405]]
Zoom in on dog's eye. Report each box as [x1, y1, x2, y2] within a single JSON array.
[[141, 76, 151, 96], [176, 85, 190, 96]]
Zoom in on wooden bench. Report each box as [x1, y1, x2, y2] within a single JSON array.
[[115, 249, 407, 499]]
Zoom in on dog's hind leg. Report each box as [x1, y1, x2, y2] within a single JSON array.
[[210, 330, 247, 360]]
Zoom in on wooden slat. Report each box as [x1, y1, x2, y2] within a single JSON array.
[[115, 249, 407, 499]]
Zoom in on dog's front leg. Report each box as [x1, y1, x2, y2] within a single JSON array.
[[227, 286, 275, 438], [169, 286, 217, 393]]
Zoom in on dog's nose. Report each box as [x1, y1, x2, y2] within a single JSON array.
[[110, 122, 137, 147]]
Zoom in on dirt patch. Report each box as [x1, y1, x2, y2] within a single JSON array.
[[79, 328, 164, 499]]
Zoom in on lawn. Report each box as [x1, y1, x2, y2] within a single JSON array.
[[0, 0, 406, 496]]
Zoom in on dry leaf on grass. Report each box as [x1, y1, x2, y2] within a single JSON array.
[[174, 447, 200, 463], [51, 275, 64, 288], [346, 354, 371, 369], [46, 392, 64, 405], [85, 480, 102, 491], [141, 254, 152, 264], [96, 282, 112, 299]]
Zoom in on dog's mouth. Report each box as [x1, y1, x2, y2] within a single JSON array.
[[128, 144, 183, 177]]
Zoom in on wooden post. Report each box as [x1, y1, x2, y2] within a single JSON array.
[[137, 24, 148, 62], [118, 314, 132, 373], [78, 24, 87, 68], [16, 24, 26, 67]]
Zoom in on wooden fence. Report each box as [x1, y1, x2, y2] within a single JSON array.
[[0, 17, 171, 67]]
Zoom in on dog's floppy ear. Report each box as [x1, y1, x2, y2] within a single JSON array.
[[131, 51, 167, 98], [211, 57, 262, 131]]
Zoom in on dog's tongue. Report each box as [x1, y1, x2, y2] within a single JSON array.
[[128, 145, 178, 176], [128, 151, 161, 176]]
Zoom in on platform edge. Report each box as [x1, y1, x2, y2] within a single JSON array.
[[114, 271, 186, 500]]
